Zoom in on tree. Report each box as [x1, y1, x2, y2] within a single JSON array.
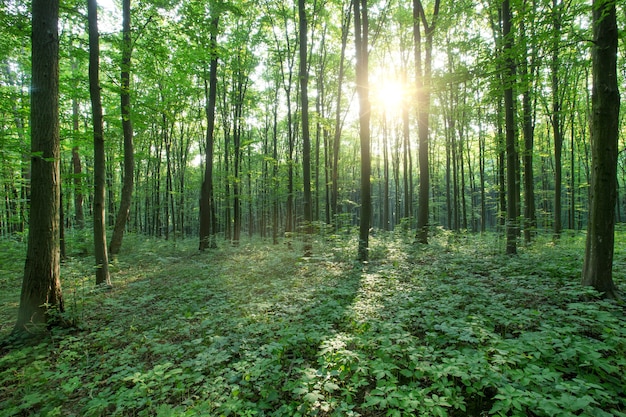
[[582, 0, 620, 299], [299, 0, 313, 255], [88, 0, 111, 286], [355, 0, 371, 262], [331, 4, 351, 226], [71, 54, 85, 230], [199, 13, 220, 251], [110, 0, 135, 256], [502, 0, 519, 255], [14, 0, 64, 333], [520, 0, 536, 243], [550, 0, 564, 240], [413, 0, 441, 244]]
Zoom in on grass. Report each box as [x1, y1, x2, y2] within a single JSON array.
[[0, 229, 625, 416]]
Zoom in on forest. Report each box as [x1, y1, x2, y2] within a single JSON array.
[[1, 0, 625, 415]]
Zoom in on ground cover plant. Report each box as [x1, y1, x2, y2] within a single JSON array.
[[1, 230, 625, 417]]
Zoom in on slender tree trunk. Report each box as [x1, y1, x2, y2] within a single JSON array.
[[232, 71, 247, 244], [331, 6, 350, 226], [502, 0, 518, 255], [551, 0, 563, 240], [71, 61, 85, 229], [272, 81, 280, 244], [569, 109, 576, 229], [402, 92, 411, 221], [478, 106, 486, 233], [88, 0, 111, 286], [520, 3, 536, 243], [14, 0, 64, 333], [109, 0, 134, 256], [413, 0, 440, 244], [223, 125, 232, 240], [163, 115, 172, 240], [393, 132, 401, 226], [445, 119, 452, 229], [199, 17, 220, 250], [382, 112, 390, 231], [299, 0, 313, 255], [459, 119, 468, 230], [71, 149, 84, 229], [285, 82, 294, 239], [355, 0, 371, 261], [582, 0, 620, 299]]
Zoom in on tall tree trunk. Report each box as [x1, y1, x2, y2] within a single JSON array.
[[382, 112, 390, 231], [14, 0, 64, 333], [163, 114, 172, 240], [232, 69, 248, 244], [331, 5, 350, 226], [582, 0, 620, 299], [355, 0, 371, 261], [497, 99, 506, 228], [223, 124, 232, 240], [110, 0, 134, 256], [71, 56, 85, 229], [413, 0, 440, 244], [520, 1, 536, 243], [88, 0, 111, 286], [402, 83, 411, 221], [502, 0, 518, 255], [551, 0, 563, 240], [299, 0, 313, 255], [199, 17, 220, 251], [478, 105, 486, 233], [271, 82, 280, 244]]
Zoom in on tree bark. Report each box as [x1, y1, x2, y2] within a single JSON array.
[[413, 0, 440, 244], [355, 0, 371, 262], [299, 0, 313, 255], [551, 0, 563, 240], [520, 2, 536, 243], [14, 0, 64, 333], [502, 0, 519, 255], [582, 0, 620, 299], [88, 0, 111, 286], [199, 16, 220, 251], [331, 5, 350, 226], [109, 0, 135, 256]]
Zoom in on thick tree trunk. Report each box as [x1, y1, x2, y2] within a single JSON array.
[[582, 0, 620, 299], [15, 0, 64, 333], [110, 0, 134, 256], [88, 0, 111, 286]]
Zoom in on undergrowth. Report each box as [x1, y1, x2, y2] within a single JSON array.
[[0, 230, 625, 416]]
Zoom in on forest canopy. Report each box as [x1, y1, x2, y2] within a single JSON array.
[[1, 0, 624, 244]]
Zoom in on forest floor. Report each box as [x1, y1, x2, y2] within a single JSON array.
[[0, 228, 625, 417]]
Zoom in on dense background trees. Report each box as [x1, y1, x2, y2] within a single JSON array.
[[1, 0, 624, 269]]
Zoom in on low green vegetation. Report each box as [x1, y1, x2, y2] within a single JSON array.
[[1, 230, 625, 417]]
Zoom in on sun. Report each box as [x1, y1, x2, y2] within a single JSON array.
[[372, 79, 409, 115]]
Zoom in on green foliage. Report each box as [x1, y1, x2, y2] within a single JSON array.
[[0, 232, 625, 416]]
